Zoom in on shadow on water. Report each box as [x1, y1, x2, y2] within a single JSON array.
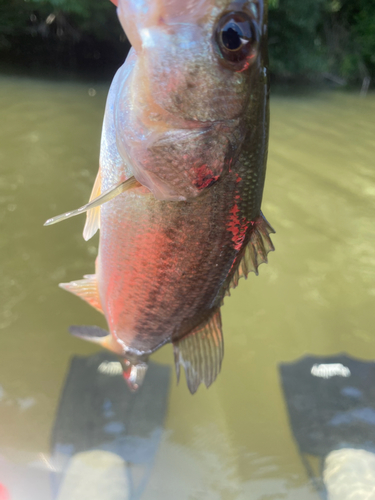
[[0, 354, 170, 500], [280, 354, 375, 500]]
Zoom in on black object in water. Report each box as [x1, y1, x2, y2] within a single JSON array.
[[51, 351, 171, 500], [280, 354, 375, 498]]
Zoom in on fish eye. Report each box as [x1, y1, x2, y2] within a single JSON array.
[[215, 11, 259, 69]]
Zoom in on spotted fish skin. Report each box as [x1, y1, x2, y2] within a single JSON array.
[[60, 0, 274, 393]]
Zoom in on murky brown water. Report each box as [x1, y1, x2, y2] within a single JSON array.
[[0, 74, 374, 499]]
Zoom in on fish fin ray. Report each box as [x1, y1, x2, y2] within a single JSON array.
[[69, 325, 125, 356], [44, 176, 140, 227], [83, 168, 102, 241], [173, 309, 223, 394], [69, 324, 109, 342], [122, 361, 148, 392], [226, 212, 275, 296], [59, 274, 103, 314], [173, 344, 181, 384]]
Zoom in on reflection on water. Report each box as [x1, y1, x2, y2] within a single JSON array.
[[0, 75, 374, 499], [0, 354, 170, 500], [52, 354, 170, 500], [280, 355, 375, 499]]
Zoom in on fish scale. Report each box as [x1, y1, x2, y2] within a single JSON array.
[[99, 181, 236, 348], [51, 0, 275, 393]]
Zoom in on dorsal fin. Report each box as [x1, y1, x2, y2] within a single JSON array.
[[226, 212, 275, 294], [173, 309, 223, 394], [83, 168, 102, 241], [59, 274, 103, 314]]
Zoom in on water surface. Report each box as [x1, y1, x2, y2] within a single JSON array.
[[0, 75, 374, 499]]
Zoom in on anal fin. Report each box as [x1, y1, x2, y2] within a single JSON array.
[[69, 324, 109, 343], [173, 309, 223, 394], [83, 168, 102, 241], [227, 212, 275, 293], [69, 325, 125, 356], [59, 274, 103, 314]]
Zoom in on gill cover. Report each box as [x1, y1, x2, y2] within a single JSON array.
[[114, 0, 264, 201]]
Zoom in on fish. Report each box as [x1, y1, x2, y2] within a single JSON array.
[[46, 0, 274, 393]]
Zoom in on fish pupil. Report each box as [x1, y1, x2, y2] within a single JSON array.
[[222, 24, 242, 51], [215, 11, 258, 68]]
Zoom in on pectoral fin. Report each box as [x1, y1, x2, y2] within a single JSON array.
[[173, 309, 223, 394], [59, 274, 103, 313], [83, 168, 102, 241], [227, 212, 275, 293], [44, 176, 141, 227]]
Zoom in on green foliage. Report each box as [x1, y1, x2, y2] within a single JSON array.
[[0, 0, 125, 77], [28, 0, 121, 40], [268, 0, 375, 83], [0, 0, 32, 36], [337, 0, 375, 79], [0, 0, 121, 45], [268, 0, 327, 77], [0, 0, 374, 84]]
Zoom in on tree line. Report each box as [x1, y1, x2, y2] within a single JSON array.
[[1, 0, 374, 87]]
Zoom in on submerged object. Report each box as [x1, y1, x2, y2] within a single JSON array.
[[52, 353, 170, 499], [46, 0, 274, 393], [57, 451, 129, 500], [280, 355, 375, 497], [324, 449, 375, 500]]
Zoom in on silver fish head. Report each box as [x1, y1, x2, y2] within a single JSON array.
[[115, 0, 268, 200]]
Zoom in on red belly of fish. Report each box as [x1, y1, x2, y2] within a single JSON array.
[[97, 178, 242, 354]]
